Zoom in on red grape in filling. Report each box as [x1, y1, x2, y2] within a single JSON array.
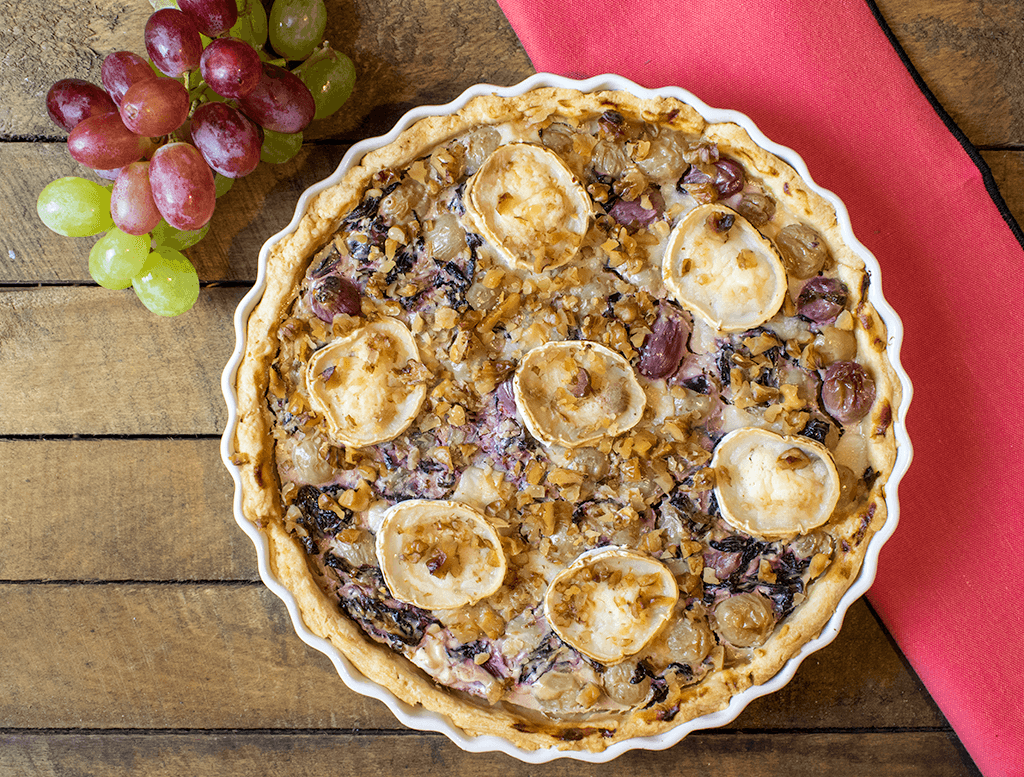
[[821, 361, 875, 424], [639, 310, 689, 379], [797, 276, 848, 323], [309, 275, 361, 321]]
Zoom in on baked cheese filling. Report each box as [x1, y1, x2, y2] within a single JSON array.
[[267, 103, 889, 723]]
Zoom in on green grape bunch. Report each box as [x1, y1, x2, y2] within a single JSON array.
[[38, 0, 356, 316]]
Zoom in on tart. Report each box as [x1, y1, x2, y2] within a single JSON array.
[[230, 84, 903, 754]]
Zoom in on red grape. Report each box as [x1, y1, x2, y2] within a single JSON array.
[[822, 362, 876, 424], [200, 38, 262, 98], [145, 8, 203, 77], [101, 51, 157, 106], [190, 102, 261, 178], [111, 162, 162, 235], [179, 0, 238, 37], [237, 63, 315, 133], [68, 111, 149, 170], [46, 79, 117, 133], [149, 142, 217, 231], [119, 77, 190, 136], [638, 310, 688, 379]]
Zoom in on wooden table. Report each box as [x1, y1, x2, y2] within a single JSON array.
[[2, 0, 1015, 773]]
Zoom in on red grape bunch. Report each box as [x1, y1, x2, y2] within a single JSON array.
[[37, 0, 356, 316]]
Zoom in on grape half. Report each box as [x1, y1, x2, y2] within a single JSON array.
[[190, 102, 262, 178], [132, 248, 200, 316], [268, 0, 327, 61], [149, 142, 217, 230], [119, 77, 190, 136], [89, 228, 151, 289], [37, 177, 115, 237], [46, 79, 117, 133], [145, 8, 204, 77]]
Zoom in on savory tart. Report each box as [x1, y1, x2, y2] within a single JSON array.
[[231, 86, 902, 752]]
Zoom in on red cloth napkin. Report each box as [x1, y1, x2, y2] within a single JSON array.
[[493, 1, 1024, 774]]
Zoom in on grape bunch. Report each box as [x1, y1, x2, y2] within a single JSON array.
[[37, 0, 356, 316]]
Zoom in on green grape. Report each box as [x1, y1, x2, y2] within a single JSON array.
[[89, 228, 150, 289], [260, 128, 303, 164], [151, 220, 210, 250], [269, 0, 326, 61], [293, 45, 356, 120], [37, 177, 114, 237], [258, 50, 287, 66], [215, 173, 235, 198], [251, 0, 269, 47], [230, 0, 268, 48], [132, 248, 200, 316]]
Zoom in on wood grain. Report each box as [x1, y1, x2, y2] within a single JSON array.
[[0, 583, 942, 731], [0, 286, 240, 436], [0, 439, 255, 582], [0, 731, 977, 777], [873, 0, 1024, 147]]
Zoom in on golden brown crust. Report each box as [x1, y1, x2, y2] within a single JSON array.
[[233, 86, 902, 753]]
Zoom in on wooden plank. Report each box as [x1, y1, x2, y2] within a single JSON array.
[[0, 731, 977, 776], [1, 0, 533, 141], [0, 439, 254, 582], [874, 0, 1024, 147], [0, 583, 386, 730], [0, 584, 945, 731], [0, 286, 242, 436], [0, 142, 346, 283]]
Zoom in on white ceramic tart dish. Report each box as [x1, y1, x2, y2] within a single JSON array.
[[221, 73, 912, 762]]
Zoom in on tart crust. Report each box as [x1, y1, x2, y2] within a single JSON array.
[[232, 87, 901, 752]]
